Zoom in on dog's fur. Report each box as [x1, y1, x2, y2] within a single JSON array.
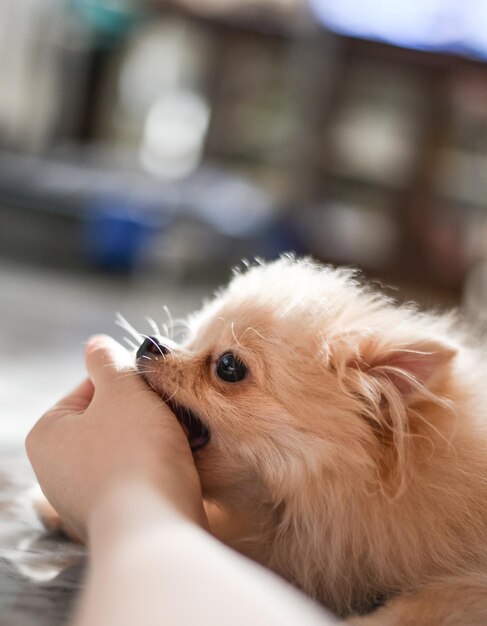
[[142, 257, 487, 624]]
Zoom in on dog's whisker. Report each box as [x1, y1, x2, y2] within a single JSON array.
[[163, 306, 174, 340], [122, 337, 138, 350], [242, 326, 269, 343], [115, 312, 143, 342], [174, 326, 190, 344], [130, 371, 155, 379], [230, 321, 243, 349], [171, 318, 191, 330], [146, 316, 161, 338]]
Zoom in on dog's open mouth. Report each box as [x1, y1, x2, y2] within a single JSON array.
[[166, 399, 210, 451], [136, 356, 210, 451]]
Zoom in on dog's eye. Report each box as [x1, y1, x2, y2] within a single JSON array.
[[216, 353, 247, 383]]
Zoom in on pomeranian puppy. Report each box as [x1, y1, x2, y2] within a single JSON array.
[[135, 256, 487, 625]]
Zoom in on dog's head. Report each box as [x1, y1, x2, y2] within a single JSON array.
[[137, 257, 458, 511]]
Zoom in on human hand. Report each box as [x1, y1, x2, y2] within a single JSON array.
[[26, 335, 208, 542]]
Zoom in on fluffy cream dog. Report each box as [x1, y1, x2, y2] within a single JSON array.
[[136, 256, 487, 625]]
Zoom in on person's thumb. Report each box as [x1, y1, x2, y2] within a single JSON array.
[[85, 334, 134, 388]]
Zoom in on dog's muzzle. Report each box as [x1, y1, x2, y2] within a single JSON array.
[[136, 336, 211, 451]]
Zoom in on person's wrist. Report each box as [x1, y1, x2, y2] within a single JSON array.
[[88, 479, 187, 552], [131, 450, 209, 530], [88, 467, 209, 542]]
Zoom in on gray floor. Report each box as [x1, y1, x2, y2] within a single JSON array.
[[0, 260, 210, 625]]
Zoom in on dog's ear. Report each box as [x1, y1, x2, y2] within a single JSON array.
[[329, 333, 457, 490], [329, 331, 457, 396], [358, 335, 457, 395]]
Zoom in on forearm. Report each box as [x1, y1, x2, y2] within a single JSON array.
[[72, 482, 336, 626]]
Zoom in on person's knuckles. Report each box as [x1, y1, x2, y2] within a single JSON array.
[[24, 427, 37, 459], [25, 418, 51, 463]]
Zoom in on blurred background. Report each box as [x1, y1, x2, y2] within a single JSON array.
[[4, 0, 487, 443], [3, 0, 487, 436], [4, 2, 487, 621]]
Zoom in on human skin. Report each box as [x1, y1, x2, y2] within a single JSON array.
[[25, 335, 335, 626]]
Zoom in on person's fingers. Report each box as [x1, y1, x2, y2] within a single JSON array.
[[85, 335, 134, 386], [34, 379, 95, 426], [26, 378, 93, 462]]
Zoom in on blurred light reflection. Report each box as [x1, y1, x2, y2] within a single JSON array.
[[140, 91, 210, 180], [310, 0, 487, 58]]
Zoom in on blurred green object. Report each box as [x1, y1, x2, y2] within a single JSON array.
[[71, 0, 145, 36]]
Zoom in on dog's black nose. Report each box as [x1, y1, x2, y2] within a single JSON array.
[[136, 336, 170, 359]]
